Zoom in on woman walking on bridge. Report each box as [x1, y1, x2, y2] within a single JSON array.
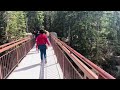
[[36, 29, 51, 63]]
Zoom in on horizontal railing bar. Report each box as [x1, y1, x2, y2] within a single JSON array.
[[51, 34, 98, 79], [0, 37, 28, 49], [50, 33, 115, 79], [0, 35, 35, 79], [0, 37, 30, 53], [59, 40, 115, 79]]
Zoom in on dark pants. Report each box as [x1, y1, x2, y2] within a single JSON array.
[[38, 45, 46, 61]]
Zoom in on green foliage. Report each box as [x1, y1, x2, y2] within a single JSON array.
[[0, 11, 7, 45], [25, 11, 44, 33], [0, 11, 44, 44], [6, 11, 26, 40], [44, 11, 120, 78]]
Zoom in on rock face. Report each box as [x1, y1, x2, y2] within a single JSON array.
[[51, 32, 57, 38]]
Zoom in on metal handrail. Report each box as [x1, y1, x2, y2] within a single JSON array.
[[0, 37, 28, 49], [0, 35, 35, 79], [0, 36, 32, 54], [50, 33, 115, 79]]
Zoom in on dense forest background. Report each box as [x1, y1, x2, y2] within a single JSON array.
[[0, 11, 120, 78]]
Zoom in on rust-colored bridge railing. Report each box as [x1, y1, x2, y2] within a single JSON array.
[[0, 35, 35, 79], [49, 32, 115, 79]]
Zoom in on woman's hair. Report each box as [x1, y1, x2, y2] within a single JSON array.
[[39, 29, 45, 34], [44, 30, 47, 34]]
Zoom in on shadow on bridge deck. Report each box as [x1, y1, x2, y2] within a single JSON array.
[[7, 45, 63, 79]]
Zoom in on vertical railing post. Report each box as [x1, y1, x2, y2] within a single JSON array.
[[0, 65, 2, 79], [16, 46, 19, 66], [0, 36, 36, 79], [98, 74, 104, 79], [84, 74, 86, 79], [63, 56, 65, 78], [24, 41, 27, 55]]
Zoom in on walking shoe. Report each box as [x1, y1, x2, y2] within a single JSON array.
[[41, 60, 43, 63], [45, 60, 47, 64]]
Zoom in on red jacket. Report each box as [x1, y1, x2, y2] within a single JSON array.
[[36, 34, 50, 48]]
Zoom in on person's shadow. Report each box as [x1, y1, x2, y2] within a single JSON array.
[[39, 61, 45, 79], [14, 63, 40, 72]]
